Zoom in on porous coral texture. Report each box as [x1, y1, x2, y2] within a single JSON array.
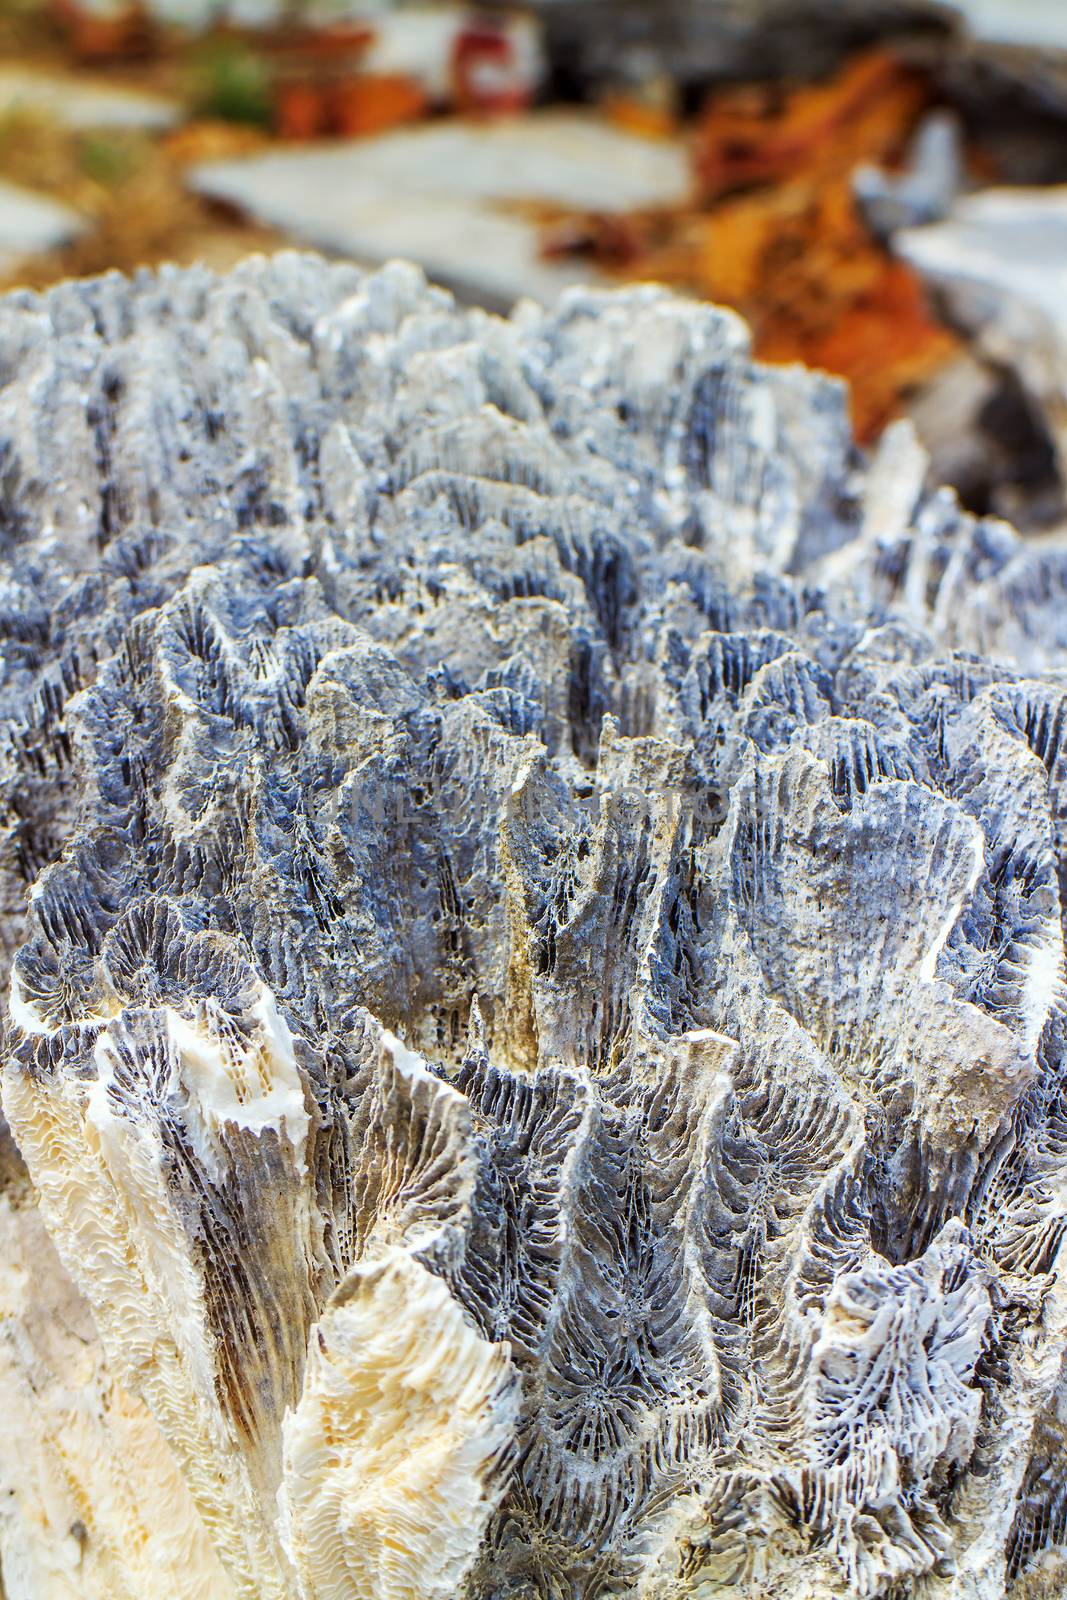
[[0, 255, 1066, 1600]]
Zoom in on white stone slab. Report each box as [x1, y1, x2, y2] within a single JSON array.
[[0, 68, 178, 131], [949, 0, 1067, 51], [191, 111, 691, 306], [900, 188, 1067, 340], [0, 179, 87, 273]]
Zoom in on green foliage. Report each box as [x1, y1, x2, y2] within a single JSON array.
[[188, 40, 273, 127], [79, 134, 138, 188]]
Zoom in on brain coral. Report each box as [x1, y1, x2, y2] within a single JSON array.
[[0, 255, 1066, 1600]]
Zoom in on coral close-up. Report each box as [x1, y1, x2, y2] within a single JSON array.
[[0, 254, 1066, 1600]]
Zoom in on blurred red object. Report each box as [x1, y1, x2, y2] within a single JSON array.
[[276, 80, 324, 141], [452, 23, 532, 115]]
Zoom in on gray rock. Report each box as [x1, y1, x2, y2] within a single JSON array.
[[1, 254, 1067, 1600], [899, 185, 1067, 496], [854, 109, 964, 239], [906, 350, 1066, 530]]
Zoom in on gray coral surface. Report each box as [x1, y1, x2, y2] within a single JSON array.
[[1, 254, 1067, 1600]]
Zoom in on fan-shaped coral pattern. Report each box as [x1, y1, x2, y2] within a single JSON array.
[[0, 255, 1066, 1599]]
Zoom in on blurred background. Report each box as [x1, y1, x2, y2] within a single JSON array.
[[0, 0, 1064, 527]]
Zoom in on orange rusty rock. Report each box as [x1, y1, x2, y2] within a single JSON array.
[[693, 50, 929, 199], [544, 51, 958, 444], [328, 73, 427, 139], [648, 183, 958, 441], [758, 260, 958, 442]]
